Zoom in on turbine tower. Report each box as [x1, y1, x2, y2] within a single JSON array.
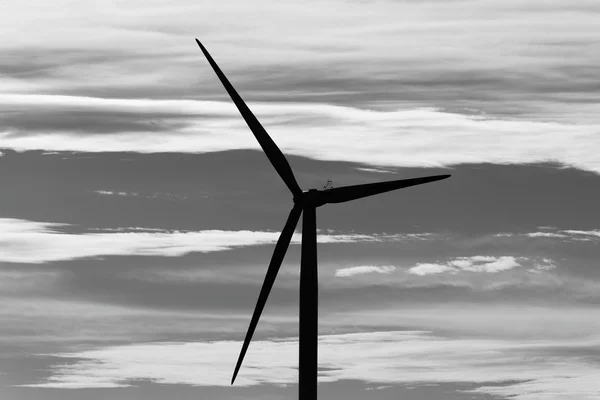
[[195, 39, 450, 400]]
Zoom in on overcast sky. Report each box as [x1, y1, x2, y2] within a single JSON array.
[[1, 1, 600, 399]]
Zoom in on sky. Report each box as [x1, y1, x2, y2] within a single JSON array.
[[1, 0, 600, 399]]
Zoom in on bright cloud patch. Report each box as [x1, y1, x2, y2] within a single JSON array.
[[94, 190, 139, 197], [0, 218, 429, 263], [451, 256, 520, 273], [335, 265, 396, 277], [406, 263, 455, 276], [2, 95, 600, 173], [562, 229, 600, 240], [22, 330, 600, 400], [526, 232, 568, 238], [93, 190, 187, 200], [355, 167, 396, 174], [528, 258, 557, 274], [501, 229, 600, 242], [408, 256, 522, 276]]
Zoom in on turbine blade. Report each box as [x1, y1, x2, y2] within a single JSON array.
[[195, 39, 302, 197], [319, 174, 450, 205], [231, 205, 302, 385]]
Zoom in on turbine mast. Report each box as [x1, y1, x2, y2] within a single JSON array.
[[299, 205, 318, 400]]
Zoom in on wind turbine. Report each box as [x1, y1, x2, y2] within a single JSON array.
[[195, 39, 450, 400]]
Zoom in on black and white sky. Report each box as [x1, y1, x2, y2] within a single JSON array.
[[1, 1, 600, 399]]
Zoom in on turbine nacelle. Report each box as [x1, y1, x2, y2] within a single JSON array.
[[294, 189, 326, 208]]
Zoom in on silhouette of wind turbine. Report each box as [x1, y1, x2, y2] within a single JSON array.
[[195, 39, 450, 400]]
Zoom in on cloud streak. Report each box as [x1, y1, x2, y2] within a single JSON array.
[[502, 228, 600, 242], [335, 265, 396, 277], [0, 218, 429, 263], [22, 330, 600, 400], [2, 94, 600, 173], [408, 256, 522, 276], [94, 190, 139, 197], [2, 1, 600, 123]]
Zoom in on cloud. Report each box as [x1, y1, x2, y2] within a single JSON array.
[[528, 258, 557, 274], [2, 0, 600, 125], [365, 385, 393, 391], [0, 269, 62, 292], [0, 294, 296, 346], [408, 256, 522, 276], [507, 229, 600, 242], [407, 263, 455, 276], [562, 229, 600, 240], [94, 190, 139, 196], [0, 217, 430, 263], [335, 265, 396, 277], [21, 330, 600, 400], [526, 232, 569, 238], [472, 377, 600, 400], [89, 227, 169, 232], [1, 95, 600, 174], [93, 190, 191, 200], [455, 256, 521, 273], [355, 167, 396, 174]]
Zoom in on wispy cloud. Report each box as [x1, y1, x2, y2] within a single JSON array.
[[0, 295, 295, 346], [1, 94, 600, 173], [450, 256, 521, 273], [22, 330, 600, 400], [408, 256, 522, 276], [88, 227, 169, 232], [2, 1, 599, 123], [0, 218, 431, 263], [408, 263, 456, 276], [335, 265, 396, 277], [93, 190, 189, 200], [562, 229, 600, 240], [355, 167, 396, 174], [526, 232, 568, 238], [528, 258, 557, 274], [502, 228, 600, 242], [0, 269, 62, 292], [94, 190, 139, 197]]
